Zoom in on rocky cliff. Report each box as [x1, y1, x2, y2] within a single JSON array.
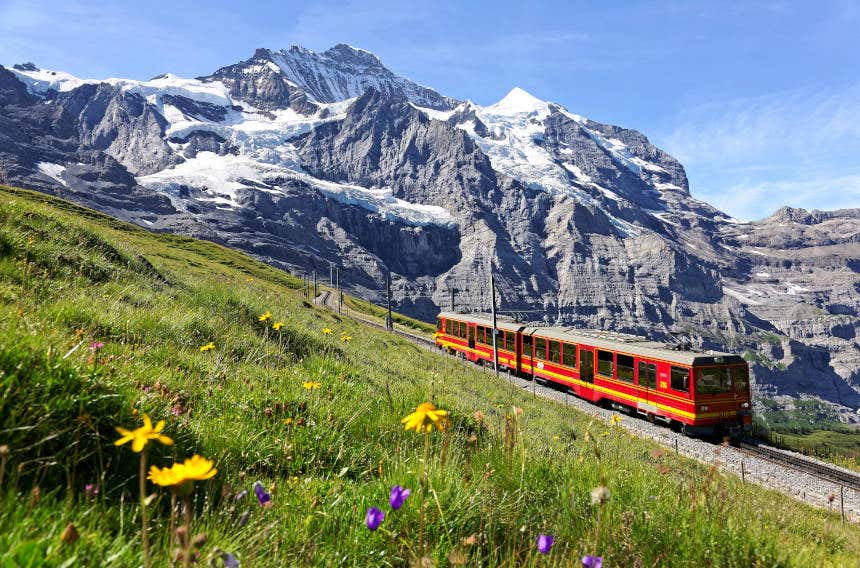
[[0, 46, 857, 421]]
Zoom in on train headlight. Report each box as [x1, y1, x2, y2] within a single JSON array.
[[740, 402, 750, 409], [699, 405, 709, 411]]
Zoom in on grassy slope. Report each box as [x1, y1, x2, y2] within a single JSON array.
[[0, 185, 857, 567]]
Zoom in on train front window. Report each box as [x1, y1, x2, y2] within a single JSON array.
[[597, 350, 614, 377], [732, 366, 750, 393], [617, 354, 634, 382], [670, 366, 690, 393], [695, 367, 732, 395]]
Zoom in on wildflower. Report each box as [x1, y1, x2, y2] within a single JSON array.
[[148, 455, 217, 489], [340, 333, 352, 342], [171, 405, 182, 417], [90, 341, 104, 352], [582, 556, 603, 568], [553, 435, 560, 441], [222, 552, 240, 568], [302, 381, 321, 390], [253, 481, 272, 507], [537, 534, 554, 554], [238, 511, 250, 526], [322, 327, 333, 335], [365, 507, 384, 531], [259, 311, 272, 322], [199, 342, 215, 352], [235, 489, 248, 500], [84, 483, 99, 498], [115, 414, 173, 452], [590, 486, 610, 506], [401, 402, 450, 433], [272, 321, 284, 331], [610, 414, 622, 427], [284, 418, 293, 426], [389, 485, 411, 510]]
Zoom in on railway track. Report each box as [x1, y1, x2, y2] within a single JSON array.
[[736, 440, 860, 492], [315, 289, 859, 519]]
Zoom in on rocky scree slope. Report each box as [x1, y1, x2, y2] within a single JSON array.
[[0, 45, 857, 420]]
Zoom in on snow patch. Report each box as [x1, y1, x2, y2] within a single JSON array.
[[37, 162, 67, 186]]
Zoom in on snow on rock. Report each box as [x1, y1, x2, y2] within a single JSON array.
[[138, 152, 454, 227], [36, 162, 67, 186]]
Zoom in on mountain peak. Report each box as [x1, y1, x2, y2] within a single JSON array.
[[488, 87, 547, 115]]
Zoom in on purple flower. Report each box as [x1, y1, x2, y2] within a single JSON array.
[[238, 510, 250, 526], [365, 507, 384, 531], [90, 341, 104, 352], [537, 534, 554, 554], [221, 552, 240, 567], [84, 483, 99, 498], [582, 556, 602, 568], [389, 485, 411, 510], [253, 481, 272, 507], [235, 489, 248, 501]]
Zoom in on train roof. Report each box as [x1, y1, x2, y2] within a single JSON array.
[[437, 311, 524, 333], [439, 312, 745, 367]]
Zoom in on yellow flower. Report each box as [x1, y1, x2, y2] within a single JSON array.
[[340, 334, 352, 342], [302, 381, 321, 390], [401, 402, 450, 433], [115, 414, 173, 453], [199, 342, 215, 352], [259, 311, 272, 322], [272, 321, 284, 331], [148, 455, 217, 488], [610, 414, 622, 427], [284, 418, 293, 425], [322, 327, 333, 335]]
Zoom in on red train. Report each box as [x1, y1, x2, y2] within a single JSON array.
[[435, 311, 753, 437]]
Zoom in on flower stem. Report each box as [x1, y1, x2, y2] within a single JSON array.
[[169, 492, 177, 553], [140, 451, 151, 568], [183, 494, 193, 568], [419, 428, 430, 556]]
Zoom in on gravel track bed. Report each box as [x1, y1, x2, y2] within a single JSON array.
[[316, 292, 859, 524]]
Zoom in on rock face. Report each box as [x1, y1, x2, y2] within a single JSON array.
[[0, 48, 858, 421]]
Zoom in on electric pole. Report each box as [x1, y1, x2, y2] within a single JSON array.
[[386, 272, 393, 331], [313, 270, 317, 300], [336, 268, 341, 314], [491, 272, 499, 380]]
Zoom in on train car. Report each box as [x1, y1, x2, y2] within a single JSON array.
[[436, 312, 752, 437]]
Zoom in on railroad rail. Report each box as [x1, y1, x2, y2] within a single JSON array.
[[736, 440, 860, 492]]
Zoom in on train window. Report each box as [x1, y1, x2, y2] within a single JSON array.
[[548, 340, 561, 363], [523, 335, 533, 357], [670, 366, 690, 393], [732, 366, 750, 392], [638, 362, 657, 389], [597, 350, 614, 377], [437, 318, 443, 331], [562, 343, 577, 367], [535, 337, 546, 360], [477, 326, 486, 344], [617, 354, 635, 382], [505, 331, 515, 351], [695, 367, 732, 395], [457, 321, 464, 338]]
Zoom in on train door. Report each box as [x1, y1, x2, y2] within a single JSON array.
[[522, 333, 534, 377], [579, 348, 594, 398], [637, 361, 658, 410], [467, 324, 476, 355]]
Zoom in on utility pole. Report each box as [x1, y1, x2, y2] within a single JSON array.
[[330, 263, 334, 286], [336, 268, 341, 314], [313, 270, 317, 300], [386, 272, 393, 331], [490, 272, 499, 380]]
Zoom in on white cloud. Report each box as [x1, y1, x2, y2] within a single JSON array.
[[657, 82, 860, 219]]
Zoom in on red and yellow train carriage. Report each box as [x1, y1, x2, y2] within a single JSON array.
[[435, 311, 752, 436]]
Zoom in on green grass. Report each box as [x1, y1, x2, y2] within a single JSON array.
[[1, 185, 858, 567], [341, 293, 437, 334]]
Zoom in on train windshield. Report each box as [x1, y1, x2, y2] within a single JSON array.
[[732, 366, 750, 393], [695, 367, 732, 395]]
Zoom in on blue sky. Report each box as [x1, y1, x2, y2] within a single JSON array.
[[1, 0, 858, 220]]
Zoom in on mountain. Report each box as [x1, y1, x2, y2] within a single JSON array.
[[0, 46, 858, 421]]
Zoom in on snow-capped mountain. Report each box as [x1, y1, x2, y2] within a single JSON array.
[[0, 46, 858, 420]]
